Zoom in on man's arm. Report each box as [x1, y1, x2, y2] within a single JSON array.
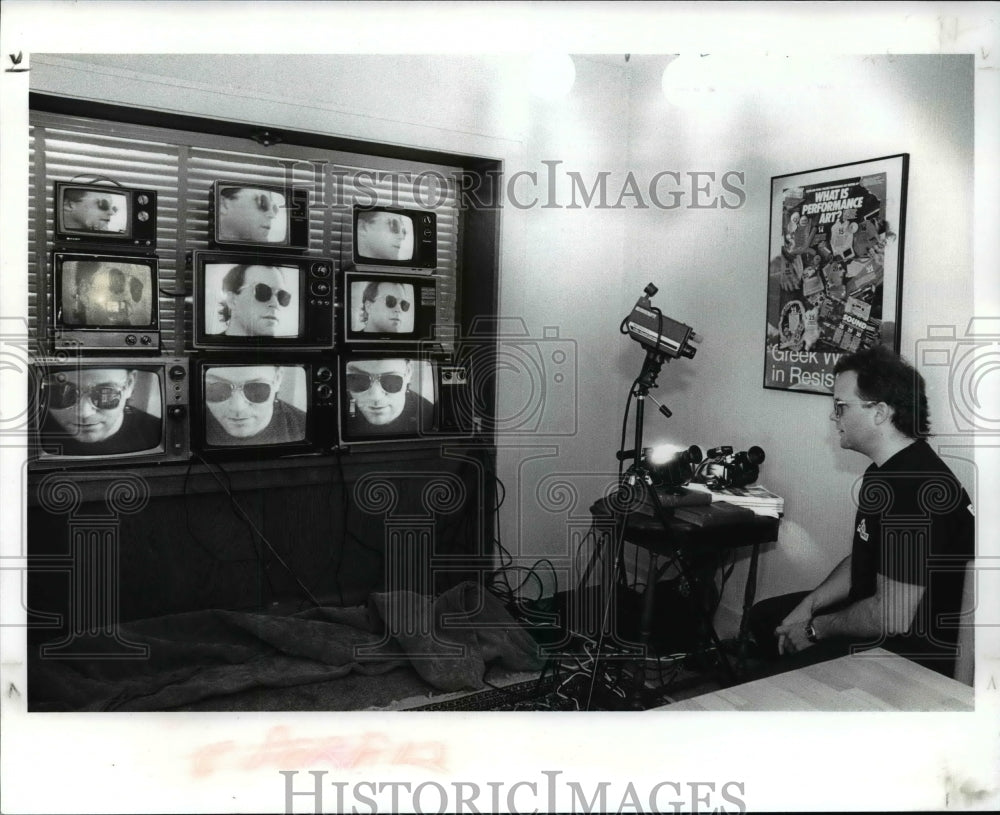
[[780, 572, 925, 654], [774, 555, 853, 654]]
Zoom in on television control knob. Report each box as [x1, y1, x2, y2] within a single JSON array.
[[125, 335, 137, 345], [316, 366, 333, 382], [140, 335, 152, 345], [169, 365, 186, 381], [316, 384, 332, 399], [312, 263, 331, 278], [311, 280, 331, 297], [167, 405, 186, 418], [137, 194, 150, 205], [137, 211, 149, 222]]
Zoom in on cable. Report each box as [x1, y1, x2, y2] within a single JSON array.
[[194, 453, 321, 608]]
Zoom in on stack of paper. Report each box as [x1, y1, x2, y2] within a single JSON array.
[[686, 483, 785, 517]]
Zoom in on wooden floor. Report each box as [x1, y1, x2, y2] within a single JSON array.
[[660, 648, 974, 712]]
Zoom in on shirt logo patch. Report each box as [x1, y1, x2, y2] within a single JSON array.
[[857, 518, 870, 542]]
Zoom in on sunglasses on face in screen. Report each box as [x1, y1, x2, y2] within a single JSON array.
[[204, 380, 275, 404], [239, 283, 292, 307], [45, 381, 127, 410], [251, 193, 281, 215], [370, 294, 410, 312], [346, 372, 406, 394]]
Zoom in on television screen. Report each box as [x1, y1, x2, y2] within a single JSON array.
[[31, 356, 190, 468], [194, 358, 335, 457], [210, 181, 309, 250], [54, 182, 157, 249], [343, 272, 437, 346], [337, 353, 436, 446], [352, 206, 437, 270], [192, 251, 334, 350], [52, 252, 159, 351]]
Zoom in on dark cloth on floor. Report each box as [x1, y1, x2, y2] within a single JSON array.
[[29, 581, 543, 711]]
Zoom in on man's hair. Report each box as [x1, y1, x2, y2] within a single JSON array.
[[217, 265, 283, 325], [219, 186, 249, 201], [360, 280, 402, 324], [361, 280, 381, 305], [833, 344, 929, 437], [217, 264, 251, 323], [63, 188, 89, 205]]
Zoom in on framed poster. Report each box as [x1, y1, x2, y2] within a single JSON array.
[[763, 154, 908, 394]]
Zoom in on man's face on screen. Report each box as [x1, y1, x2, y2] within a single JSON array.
[[46, 368, 136, 443], [219, 187, 281, 242], [363, 282, 410, 333], [226, 266, 290, 336], [347, 359, 411, 426], [358, 212, 407, 260], [204, 366, 281, 439], [63, 191, 117, 231]]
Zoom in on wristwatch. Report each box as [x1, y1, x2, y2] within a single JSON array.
[[805, 620, 819, 644]]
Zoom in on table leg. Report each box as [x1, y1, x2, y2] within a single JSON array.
[[736, 541, 762, 673]]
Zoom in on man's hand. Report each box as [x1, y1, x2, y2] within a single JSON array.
[[775, 619, 814, 655], [774, 599, 814, 655]]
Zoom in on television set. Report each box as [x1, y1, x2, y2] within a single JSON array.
[[192, 250, 334, 351], [51, 252, 160, 351], [53, 181, 157, 250], [29, 356, 190, 470], [351, 205, 437, 271], [192, 356, 336, 458], [336, 352, 474, 448], [209, 181, 310, 251], [342, 271, 438, 347]]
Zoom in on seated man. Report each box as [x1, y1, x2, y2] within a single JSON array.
[[748, 345, 975, 678]]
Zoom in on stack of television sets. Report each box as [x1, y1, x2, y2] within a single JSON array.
[[31, 178, 474, 471]]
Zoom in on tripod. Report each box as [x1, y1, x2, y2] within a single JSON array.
[[572, 347, 681, 709]]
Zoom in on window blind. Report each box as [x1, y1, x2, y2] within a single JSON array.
[[28, 110, 462, 355]]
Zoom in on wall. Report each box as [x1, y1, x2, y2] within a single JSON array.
[[27, 52, 980, 627], [620, 54, 976, 624]]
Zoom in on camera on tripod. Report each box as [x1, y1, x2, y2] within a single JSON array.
[[623, 283, 700, 360], [693, 445, 766, 490]]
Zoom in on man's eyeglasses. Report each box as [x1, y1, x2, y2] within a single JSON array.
[[240, 283, 291, 307], [346, 372, 406, 394], [383, 216, 406, 236], [252, 193, 281, 215], [45, 380, 127, 410], [832, 399, 878, 418], [373, 295, 410, 312], [92, 198, 117, 213], [204, 380, 274, 404]]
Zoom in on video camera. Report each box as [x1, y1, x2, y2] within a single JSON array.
[[693, 445, 766, 490], [623, 283, 700, 360]]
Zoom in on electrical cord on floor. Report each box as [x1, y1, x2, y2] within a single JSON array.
[[194, 453, 321, 609]]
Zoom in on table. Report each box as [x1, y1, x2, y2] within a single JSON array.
[[586, 496, 781, 670], [658, 648, 974, 712]]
